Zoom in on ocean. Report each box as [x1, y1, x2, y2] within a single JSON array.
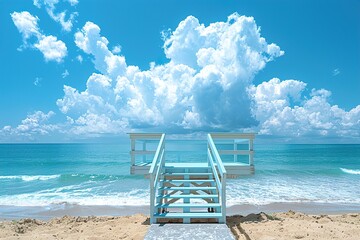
[[0, 143, 359, 218]]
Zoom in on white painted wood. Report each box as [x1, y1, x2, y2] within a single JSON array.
[[129, 132, 256, 223], [218, 150, 254, 155], [130, 150, 156, 155], [249, 139, 254, 166], [131, 139, 135, 166], [148, 133, 166, 224], [210, 132, 256, 139], [207, 134, 227, 224], [207, 135, 227, 175], [233, 141, 237, 162], [142, 141, 146, 162], [128, 133, 163, 139], [221, 173, 226, 223], [208, 149, 222, 193]]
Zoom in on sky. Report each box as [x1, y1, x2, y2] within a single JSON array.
[[0, 0, 359, 143]]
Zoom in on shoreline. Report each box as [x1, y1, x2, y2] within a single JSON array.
[[0, 211, 359, 239], [1, 202, 360, 220]]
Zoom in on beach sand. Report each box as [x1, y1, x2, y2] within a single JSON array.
[[0, 211, 359, 239], [228, 211, 360, 240]]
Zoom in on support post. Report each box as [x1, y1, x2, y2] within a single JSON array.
[[249, 139, 254, 166], [142, 141, 146, 163], [233, 140, 237, 162], [221, 174, 226, 223], [150, 177, 155, 224], [131, 139, 135, 166]]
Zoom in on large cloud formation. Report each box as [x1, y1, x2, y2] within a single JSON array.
[[57, 13, 284, 135], [3, 12, 360, 141]]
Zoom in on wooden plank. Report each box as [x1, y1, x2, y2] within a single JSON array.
[[218, 150, 254, 155], [128, 133, 163, 139], [158, 186, 216, 191], [153, 212, 222, 218], [208, 149, 222, 192], [161, 179, 214, 183], [163, 173, 213, 176], [210, 132, 256, 139], [155, 203, 220, 208], [157, 194, 218, 199], [130, 150, 156, 155], [207, 134, 227, 174]]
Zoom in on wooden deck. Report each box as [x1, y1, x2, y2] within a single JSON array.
[[129, 133, 256, 224], [128, 132, 256, 178]]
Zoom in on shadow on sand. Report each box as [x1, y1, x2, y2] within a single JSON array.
[[226, 212, 281, 240]]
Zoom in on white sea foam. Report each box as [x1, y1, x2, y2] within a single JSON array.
[[1, 172, 360, 208], [0, 188, 149, 207], [0, 176, 19, 180], [340, 168, 360, 175], [0, 175, 60, 181], [225, 177, 360, 206]]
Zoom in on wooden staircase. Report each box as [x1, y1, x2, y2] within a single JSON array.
[[149, 134, 227, 224]]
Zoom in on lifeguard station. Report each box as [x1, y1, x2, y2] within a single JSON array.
[[128, 133, 256, 224]]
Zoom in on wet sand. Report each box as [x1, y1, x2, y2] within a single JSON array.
[[1, 203, 359, 239], [0, 211, 359, 239]]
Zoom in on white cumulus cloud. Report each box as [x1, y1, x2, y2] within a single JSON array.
[[33, 0, 78, 32], [34, 35, 67, 62], [249, 78, 360, 138], [57, 13, 284, 135], [10, 11, 40, 42], [112, 45, 121, 54], [4, 12, 360, 141], [0, 111, 57, 140], [11, 11, 67, 62]]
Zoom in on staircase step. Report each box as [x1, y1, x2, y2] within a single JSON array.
[[155, 203, 221, 208], [159, 186, 216, 191], [157, 194, 218, 199], [164, 163, 210, 169], [160, 179, 214, 183], [153, 212, 222, 218], [163, 173, 213, 176]]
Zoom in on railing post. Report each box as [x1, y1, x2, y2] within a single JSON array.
[[142, 141, 146, 163], [131, 138, 135, 166], [233, 140, 237, 162], [207, 143, 210, 167], [208, 134, 227, 224], [148, 133, 165, 224], [249, 139, 254, 166], [222, 174, 226, 223], [150, 176, 155, 224]]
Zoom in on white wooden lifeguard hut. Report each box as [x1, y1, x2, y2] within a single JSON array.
[[128, 133, 256, 224]]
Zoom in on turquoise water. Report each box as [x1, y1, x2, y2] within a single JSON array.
[[0, 143, 359, 209]]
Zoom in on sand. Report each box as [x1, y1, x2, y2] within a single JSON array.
[[0, 211, 359, 240], [0, 214, 149, 240], [228, 211, 360, 240]]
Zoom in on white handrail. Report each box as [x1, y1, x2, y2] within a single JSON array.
[[149, 134, 165, 175], [207, 133, 226, 223], [128, 133, 163, 166], [210, 133, 256, 166], [207, 149, 222, 192], [207, 134, 227, 175], [149, 133, 165, 224]]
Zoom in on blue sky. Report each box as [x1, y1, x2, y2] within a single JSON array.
[[0, 0, 359, 142]]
